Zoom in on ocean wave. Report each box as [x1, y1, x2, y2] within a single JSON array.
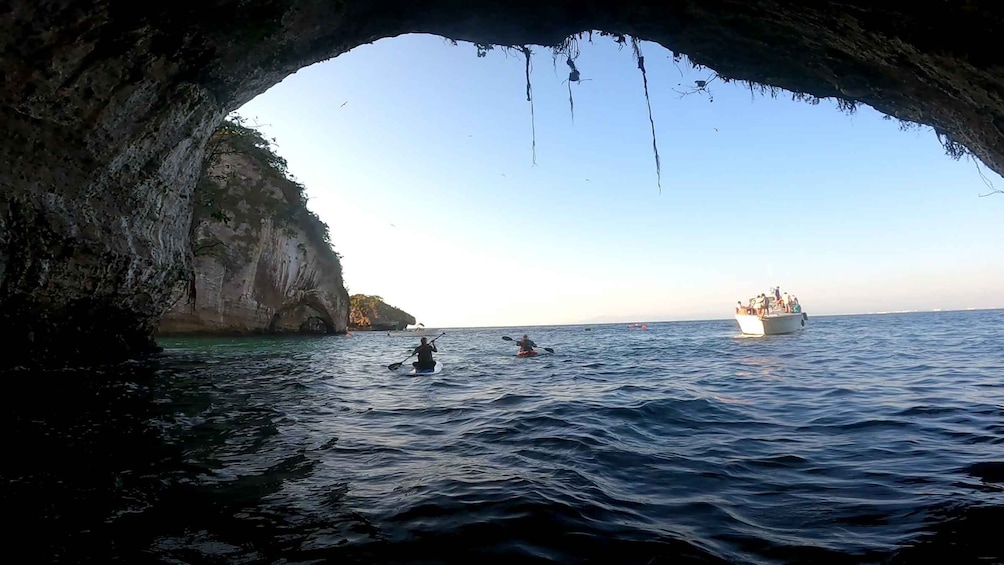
[[5, 310, 1004, 563]]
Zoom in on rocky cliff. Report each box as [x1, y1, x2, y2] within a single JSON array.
[[158, 121, 348, 336], [4, 1, 1004, 364], [349, 295, 416, 331]]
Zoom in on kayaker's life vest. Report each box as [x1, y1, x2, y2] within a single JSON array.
[[416, 344, 435, 363]]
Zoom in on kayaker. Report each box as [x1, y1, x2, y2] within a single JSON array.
[[517, 334, 536, 353], [412, 336, 437, 371]]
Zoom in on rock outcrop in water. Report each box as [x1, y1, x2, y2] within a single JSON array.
[[3, 1, 1004, 365], [349, 295, 416, 332], [158, 121, 348, 336]]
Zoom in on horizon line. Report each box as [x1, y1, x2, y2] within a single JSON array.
[[414, 306, 1004, 330]]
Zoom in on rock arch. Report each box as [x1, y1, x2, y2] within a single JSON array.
[[2, 1, 1002, 364], [269, 304, 334, 335]]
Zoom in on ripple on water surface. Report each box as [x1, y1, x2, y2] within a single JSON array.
[[3, 311, 1004, 563]]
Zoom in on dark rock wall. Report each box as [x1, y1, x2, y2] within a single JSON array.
[[2, 0, 1001, 364]]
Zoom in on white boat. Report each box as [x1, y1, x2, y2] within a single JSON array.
[[735, 311, 808, 335], [387, 325, 441, 337], [735, 291, 808, 335]]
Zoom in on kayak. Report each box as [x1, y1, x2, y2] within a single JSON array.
[[407, 361, 443, 376], [517, 350, 538, 358]]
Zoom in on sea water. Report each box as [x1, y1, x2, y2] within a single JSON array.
[[4, 310, 1003, 563]]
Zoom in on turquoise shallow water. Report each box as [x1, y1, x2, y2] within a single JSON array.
[[4, 310, 1004, 564]]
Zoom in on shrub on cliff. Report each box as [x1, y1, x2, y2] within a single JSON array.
[[194, 117, 341, 274]]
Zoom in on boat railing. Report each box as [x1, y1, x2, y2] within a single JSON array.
[[737, 293, 802, 316]]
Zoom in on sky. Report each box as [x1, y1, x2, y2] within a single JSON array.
[[236, 33, 1003, 327]]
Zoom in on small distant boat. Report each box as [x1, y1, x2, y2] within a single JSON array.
[[735, 290, 808, 336], [388, 324, 440, 337]]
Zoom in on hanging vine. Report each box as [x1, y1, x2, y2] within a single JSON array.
[[553, 36, 585, 124], [520, 45, 537, 166], [462, 34, 987, 196], [631, 38, 662, 193], [566, 57, 580, 122]]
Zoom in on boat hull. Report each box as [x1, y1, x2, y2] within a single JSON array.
[[735, 312, 807, 335], [388, 329, 441, 337]]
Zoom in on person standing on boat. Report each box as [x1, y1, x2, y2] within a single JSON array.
[[412, 337, 438, 371], [517, 334, 537, 354]]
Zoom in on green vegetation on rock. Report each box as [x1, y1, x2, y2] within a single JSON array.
[[160, 116, 350, 336], [350, 295, 416, 331], [193, 117, 341, 274]]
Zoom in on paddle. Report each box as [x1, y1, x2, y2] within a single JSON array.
[[502, 335, 555, 354], [388, 332, 446, 371]]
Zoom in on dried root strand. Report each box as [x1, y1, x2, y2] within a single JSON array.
[[520, 45, 537, 166], [632, 38, 662, 193]]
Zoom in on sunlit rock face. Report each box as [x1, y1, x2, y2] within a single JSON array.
[[157, 146, 348, 337], [349, 295, 417, 332], [2, 0, 1001, 365]]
